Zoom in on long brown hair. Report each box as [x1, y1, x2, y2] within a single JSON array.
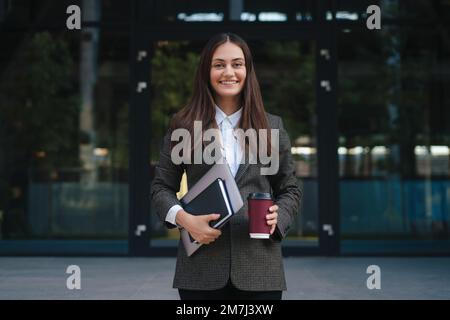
[[170, 33, 271, 154]]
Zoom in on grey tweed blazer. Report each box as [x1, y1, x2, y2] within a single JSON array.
[[150, 113, 302, 291]]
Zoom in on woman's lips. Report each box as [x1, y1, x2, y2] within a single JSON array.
[[219, 80, 239, 85]]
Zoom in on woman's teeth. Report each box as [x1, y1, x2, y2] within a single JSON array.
[[220, 81, 238, 84]]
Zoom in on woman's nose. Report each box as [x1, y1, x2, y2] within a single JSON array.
[[223, 64, 234, 76]]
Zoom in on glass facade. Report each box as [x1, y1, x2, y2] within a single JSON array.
[[0, 0, 448, 255], [139, 0, 317, 23], [0, 1, 130, 254], [337, 1, 450, 253]]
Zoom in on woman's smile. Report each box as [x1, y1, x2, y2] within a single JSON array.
[[210, 42, 247, 108], [218, 80, 239, 86]]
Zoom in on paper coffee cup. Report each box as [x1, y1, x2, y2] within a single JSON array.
[[247, 192, 273, 239]]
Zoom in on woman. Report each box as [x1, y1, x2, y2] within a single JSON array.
[[150, 33, 301, 300]]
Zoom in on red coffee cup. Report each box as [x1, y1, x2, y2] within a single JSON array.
[[247, 192, 273, 239]]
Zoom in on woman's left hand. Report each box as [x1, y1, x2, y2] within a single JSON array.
[[266, 205, 278, 235]]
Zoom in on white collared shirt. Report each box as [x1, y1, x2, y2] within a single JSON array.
[[165, 105, 243, 227], [214, 105, 243, 177]]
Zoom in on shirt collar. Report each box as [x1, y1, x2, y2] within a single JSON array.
[[215, 105, 242, 128]]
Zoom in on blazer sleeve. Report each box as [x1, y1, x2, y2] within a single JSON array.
[[268, 116, 303, 242], [150, 130, 184, 229]]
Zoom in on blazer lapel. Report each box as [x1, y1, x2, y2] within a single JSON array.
[[234, 147, 250, 183], [199, 125, 250, 183]]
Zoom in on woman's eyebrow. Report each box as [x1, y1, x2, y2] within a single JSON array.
[[212, 57, 245, 62]]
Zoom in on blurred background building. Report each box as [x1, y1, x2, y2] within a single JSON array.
[[0, 0, 449, 256]]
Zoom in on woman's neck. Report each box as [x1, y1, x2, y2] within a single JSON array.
[[216, 96, 240, 116]]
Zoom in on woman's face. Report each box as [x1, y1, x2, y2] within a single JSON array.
[[210, 42, 246, 101]]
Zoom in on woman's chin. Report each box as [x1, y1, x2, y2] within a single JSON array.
[[216, 89, 243, 97]]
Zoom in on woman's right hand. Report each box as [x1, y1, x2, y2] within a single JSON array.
[[175, 209, 222, 244]]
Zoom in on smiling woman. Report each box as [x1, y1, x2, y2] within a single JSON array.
[[150, 33, 302, 300], [168, 33, 272, 148], [210, 42, 247, 112]]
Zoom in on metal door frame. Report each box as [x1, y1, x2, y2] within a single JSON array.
[[129, 0, 340, 256]]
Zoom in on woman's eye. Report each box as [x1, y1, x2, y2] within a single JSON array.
[[233, 63, 243, 68], [214, 64, 224, 68]]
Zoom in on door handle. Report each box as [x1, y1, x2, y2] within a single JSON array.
[[322, 224, 334, 236], [320, 80, 331, 92], [135, 224, 147, 236]]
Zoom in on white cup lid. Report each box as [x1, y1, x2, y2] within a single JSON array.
[[250, 233, 270, 239]]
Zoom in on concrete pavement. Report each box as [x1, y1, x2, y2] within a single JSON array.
[[0, 257, 449, 299]]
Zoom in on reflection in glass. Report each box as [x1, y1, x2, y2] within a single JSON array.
[[148, 0, 317, 23], [338, 19, 450, 252], [0, 26, 129, 241], [335, 0, 450, 22], [255, 40, 317, 244]]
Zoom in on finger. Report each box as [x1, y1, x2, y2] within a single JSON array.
[[209, 235, 219, 244], [206, 213, 221, 221], [266, 212, 277, 220], [201, 237, 214, 244], [269, 205, 279, 212], [208, 229, 222, 237], [270, 224, 276, 235], [266, 219, 277, 226]]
